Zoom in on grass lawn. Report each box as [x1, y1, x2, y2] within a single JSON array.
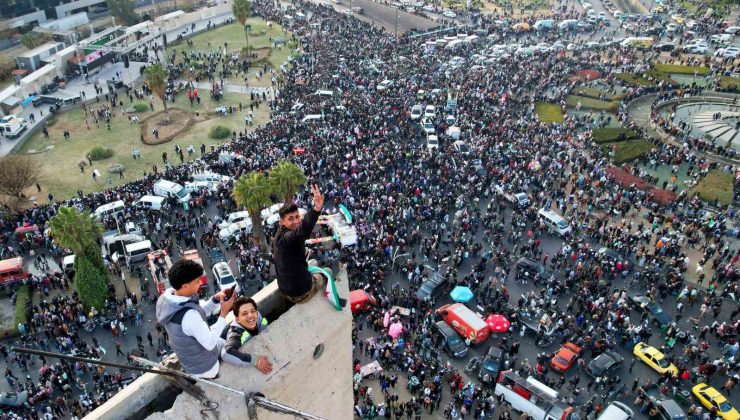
[[677, 0, 734, 17], [691, 170, 734, 207], [615, 73, 657, 87], [17, 91, 270, 201], [720, 76, 740, 90], [591, 127, 639, 144], [601, 140, 653, 164], [565, 95, 620, 111], [168, 19, 296, 71], [0, 79, 13, 91], [653, 64, 710, 75], [535, 102, 564, 123], [572, 87, 624, 101]]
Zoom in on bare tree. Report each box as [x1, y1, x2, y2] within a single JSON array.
[[0, 156, 41, 198]]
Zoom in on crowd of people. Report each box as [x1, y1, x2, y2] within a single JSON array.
[[0, 0, 739, 418]]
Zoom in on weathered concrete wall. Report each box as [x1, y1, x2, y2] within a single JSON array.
[[86, 268, 353, 420]]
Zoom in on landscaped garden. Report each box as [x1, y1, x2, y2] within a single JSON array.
[[168, 18, 298, 88], [18, 92, 269, 201], [535, 102, 564, 123], [691, 169, 735, 207], [600, 139, 653, 164], [616, 64, 711, 88]]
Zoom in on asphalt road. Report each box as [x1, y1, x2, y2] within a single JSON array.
[[324, 0, 440, 34]]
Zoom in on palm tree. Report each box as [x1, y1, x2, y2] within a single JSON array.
[[48, 207, 102, 261], [48, 207, 109, 310], [232, 171, 272, 252], [269, 160, 307, 204], [232, 0, 251, 56], [144, 63, 169, 122]]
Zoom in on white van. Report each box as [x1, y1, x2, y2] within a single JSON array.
[[153, 180, 190, 204], [313, 90, 333, 97], [93, 200, 125, 219], [218, 211, 250, 229], [192, 171, 230, 183], [597, 402, 634, 420], [124, 240, 153, 263], [537, 209, 571, 237], [136, 195, 166, 211], [301, 114, 322, 123], [62, 255, 75, 272]]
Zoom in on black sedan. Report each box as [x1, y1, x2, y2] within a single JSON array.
[[514, 257, 553, 284], [586, 350, 624, 377], [0, 391, 27, 408], [415, 273, 447, 301], [479, 346, 507, 382], [629, 295, 673, 327]]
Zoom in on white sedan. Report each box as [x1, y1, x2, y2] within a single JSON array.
[[442, 10, 457, 18], [212, 262, 239, 293], [424, 105, 436, 119], [715, 47, 740, 58], [410, 105, 423, 120], [218, 220, 253, 241]]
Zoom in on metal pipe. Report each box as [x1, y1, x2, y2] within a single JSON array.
[[11, 347, 177, 377]]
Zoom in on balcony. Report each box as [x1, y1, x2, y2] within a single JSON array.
[[86, 267, 353, 420]]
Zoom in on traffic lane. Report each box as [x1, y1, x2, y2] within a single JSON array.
[[337, 0, 439, 33]]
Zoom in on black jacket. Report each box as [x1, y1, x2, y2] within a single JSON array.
[[273, 208, 320, 297]]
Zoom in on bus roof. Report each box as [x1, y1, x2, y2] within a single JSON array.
[[0, 257, 23, 271], [126, 240, 152, 253]]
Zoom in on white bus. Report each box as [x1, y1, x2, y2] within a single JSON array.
[[125, 240, 153, 264], [494, 371, 574, 420]]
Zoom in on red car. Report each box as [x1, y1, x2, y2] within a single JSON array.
[[550, 342, 581, 373]]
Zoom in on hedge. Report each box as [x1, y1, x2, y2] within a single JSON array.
[[592, 127, 639, 144], [720, 76, 740, 90], [0, 285, 30, 339], [89, 146, 114, 161], [565, 95, 620, 111], [601, 140, 653, 164], [209, 125, 231, 139], [535, 102, 564, 123], [75, 256, 109, 311], [692, 170, 734, 207], [133, 103, 149, 113], [653, 64, 710, 75]]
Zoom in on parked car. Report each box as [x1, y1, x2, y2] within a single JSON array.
[[452, 140, 471, 155], [715, 47, 740, 58], [410, 105, 423, 119], [629, 295, 673, 327], [514, 257, 554, 284], [586, 350, 624, 377], [212, 262, 239, 293], [424, 105, 436, 119], [478, 346, 506, 382], [0, 391, 28, 408], [550, 342, 581, 373], [654, 42, 676, 51], [435, 321, 467, 358], [218, 220, 253, 242], [633, 343, 679, 376], [415, 272, 447, 300]]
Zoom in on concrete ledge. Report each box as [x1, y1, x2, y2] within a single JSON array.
[[87, 268, 353, 419]]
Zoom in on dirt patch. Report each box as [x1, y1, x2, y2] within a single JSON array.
[[140, 108, 194, 145]]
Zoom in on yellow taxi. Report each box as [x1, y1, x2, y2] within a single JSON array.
[[632, 343, 678, 376], [692, 384, 739, 420], [670, 14, 685, 24]]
